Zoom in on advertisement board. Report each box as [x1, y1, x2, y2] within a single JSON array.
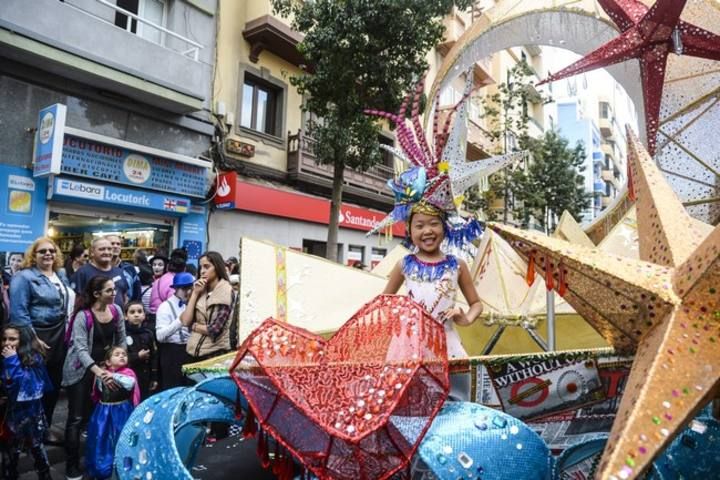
[[0, 166, 49, 251], [33, 104, 66, 177]]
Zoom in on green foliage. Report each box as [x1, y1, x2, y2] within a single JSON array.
[[271, 0, 474, 170], [510, 130, 592, 230]]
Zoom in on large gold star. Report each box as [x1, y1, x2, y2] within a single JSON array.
[[489, 128, 719, 479]]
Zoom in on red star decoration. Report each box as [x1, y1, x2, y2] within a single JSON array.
[[540, 0, 720, 155]]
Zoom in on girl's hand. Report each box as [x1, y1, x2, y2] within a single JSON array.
[[138, 349, 150, 360], [38, 339, 51, 351], [1, 345, 16, 358], [192, 279, 207, 295], [98, 369, 119, 391], [442, 307, 469, 326]]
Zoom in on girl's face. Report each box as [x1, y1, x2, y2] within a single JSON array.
[[126, 304, 145, 326], [34, 242, 57, 270], [79, 250, 89, 265], [95, 280, 116, 305], [152, 259, 166, 276], [2, 329, 20, 349], [409, 213, 445, 255], [9, 254, 23, 272], [108, 348, 128, 368], [199, 257, 217, 282]]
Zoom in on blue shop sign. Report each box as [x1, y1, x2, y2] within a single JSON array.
[[179, 206, 207, 264], [0, 166, 48, 251], [52, 177, 194, 216], [33, 104, 66, 178], [60, 134, 210, 198]]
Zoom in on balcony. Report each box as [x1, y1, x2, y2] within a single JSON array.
[[0, 0, 209, 113], [599, 117, 613, 137], [438, 13, 466, 56], [601, 196, 612, 208], [287, 130, 394, 204], [473, 57, 495, 87], [243, 14, 308, 70]]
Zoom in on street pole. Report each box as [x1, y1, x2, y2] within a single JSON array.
[[546, 288, 556, 351]]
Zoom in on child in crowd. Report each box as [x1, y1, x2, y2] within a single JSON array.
[[85, 346, 140, 480], [0, 325, 53, 480], [155, 272, 194, 390], [124, 301, 158, 400]]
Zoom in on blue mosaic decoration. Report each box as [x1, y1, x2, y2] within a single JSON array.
[[115, 375, 243, 480], [444, 217, 483, 250], [402, 254, 459, 282], [414, 402, 552, 480], [647, 415, 720, 480]]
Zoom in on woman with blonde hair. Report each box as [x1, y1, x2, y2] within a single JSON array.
[[9, 236, 75, 433]]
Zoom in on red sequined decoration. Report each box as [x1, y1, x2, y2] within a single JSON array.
[[540, 0, 720, 155], [230, 294, 449, 480]]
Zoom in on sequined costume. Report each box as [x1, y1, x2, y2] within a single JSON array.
[[85, 368, 140, 480], [1, 353, 52, 479], [402, 254, 467, 360]]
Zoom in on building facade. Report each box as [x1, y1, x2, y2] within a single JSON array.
[[545, 47, 638, 222], [0, 0, 217, 265]]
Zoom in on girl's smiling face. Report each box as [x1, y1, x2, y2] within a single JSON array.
[[126, 304, 145, 326], [95, 280, 116, 305], [409, 212, 445, 255]]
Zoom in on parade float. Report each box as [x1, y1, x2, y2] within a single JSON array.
[[115, 1, 719, 479]]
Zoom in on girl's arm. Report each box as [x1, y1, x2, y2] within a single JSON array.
[[454, 260, 483, 326], [382, 262, 404, 294], [180, 280, 205, 327]]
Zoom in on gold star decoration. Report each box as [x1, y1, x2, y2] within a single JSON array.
[[489, 128, 719, 479]]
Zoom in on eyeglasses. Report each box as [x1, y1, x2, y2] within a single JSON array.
[[37, 248, 57, 255]]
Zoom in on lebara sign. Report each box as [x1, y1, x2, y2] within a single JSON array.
[[33, 104, 67, 178], [53, 177, 192, 215]]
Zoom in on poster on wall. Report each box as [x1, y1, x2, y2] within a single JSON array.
[[486, 356, 606, 421], [179, 205, 207, 265], [33, 104, 66, 178], [0, 166, 49, 255]]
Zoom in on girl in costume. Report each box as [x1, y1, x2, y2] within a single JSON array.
[[383, 202, 483, 401], [0, 325, 53, 480], [85, 346, 140, 480], [124, 301, 158, 400]]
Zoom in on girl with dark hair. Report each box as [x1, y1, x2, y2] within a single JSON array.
[[64, 244, 88, 278], [124, 301, 157, 399], [61, 275, 126, 480], [1, 324, 53, 480], [181, 252, 233, 361], [149, 248, 187, 314]]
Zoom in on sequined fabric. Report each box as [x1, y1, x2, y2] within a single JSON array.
[[414, 401, 551, 480], [230, 294, 449, 480]]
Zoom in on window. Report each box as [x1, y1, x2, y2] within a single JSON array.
[[599, 102, 611, 119], [347, 245, 365, 268], [114, 0, 166, 45], [378, 134, 394, 167], [241, 75, 282, 137]]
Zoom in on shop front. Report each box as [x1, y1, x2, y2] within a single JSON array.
[[210, 171, 403, 267], [0, 103, 210, 268]]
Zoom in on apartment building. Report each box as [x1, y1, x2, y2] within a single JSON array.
[[0, 0, 216, 265], [545, 47, 638, 222]]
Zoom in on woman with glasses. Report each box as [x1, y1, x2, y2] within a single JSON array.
[[62, 275, 126, 480], [9, 236, 75, 433]]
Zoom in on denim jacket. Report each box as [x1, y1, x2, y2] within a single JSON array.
[[9, 267, 71, 328]]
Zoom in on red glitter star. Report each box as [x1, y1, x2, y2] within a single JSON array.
[[540, 0, 720, 155]]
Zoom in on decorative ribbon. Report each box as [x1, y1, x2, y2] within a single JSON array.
[[544, 255, 554, 291], [526, 251, 536, 286], [275, 247, 287, 322], [558, 261, 568, 297]]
